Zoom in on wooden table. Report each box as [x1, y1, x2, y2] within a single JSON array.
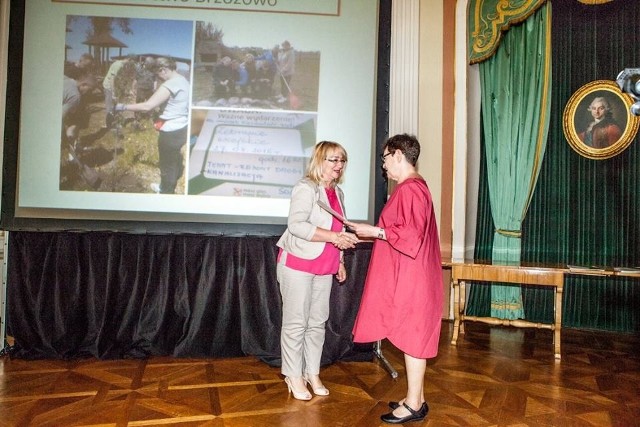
[[449, 262, 565, 359]]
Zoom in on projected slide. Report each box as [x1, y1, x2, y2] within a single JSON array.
[[14, 0, 379, 225]]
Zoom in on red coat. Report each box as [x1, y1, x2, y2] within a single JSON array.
[[578, 118, 622, 149], [352, 177, 443, 358]]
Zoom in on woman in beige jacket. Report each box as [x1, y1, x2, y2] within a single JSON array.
[[276, 141, 358, 400]]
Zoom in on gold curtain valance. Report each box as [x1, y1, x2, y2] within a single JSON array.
[[468, 0, 548, 65]]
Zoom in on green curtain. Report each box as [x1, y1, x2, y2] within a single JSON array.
[[523, 0, 640, 331], [478, 3, 552, 319], [473, 0, 640, 332]]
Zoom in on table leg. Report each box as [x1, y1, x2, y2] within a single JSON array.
[[451, 278, 460, 345], [459, 279, 467, 336], [554, 285, 563, 360]]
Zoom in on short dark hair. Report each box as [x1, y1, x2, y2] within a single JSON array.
[[77, 74, 97, 88], [384, 133, 420, 166], [156, 57, 177, 71]]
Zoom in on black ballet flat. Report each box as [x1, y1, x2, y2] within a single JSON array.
[[389, 400, 426, 410], [381, 402, 429, 424]]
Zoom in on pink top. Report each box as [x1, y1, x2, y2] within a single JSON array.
[[279, 187, 343, 275]]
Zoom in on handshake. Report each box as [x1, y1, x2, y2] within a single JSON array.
[[329, 220, 389, 250], [331, 231, 359, 250]]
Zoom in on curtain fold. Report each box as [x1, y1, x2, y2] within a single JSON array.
[[6, 231, 374, 363], [479, 3, 552, 319]]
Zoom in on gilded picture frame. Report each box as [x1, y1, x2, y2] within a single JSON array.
[[563, 80, 639, 160]]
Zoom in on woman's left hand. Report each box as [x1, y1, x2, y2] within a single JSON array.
[[336, 262, 347, 283]]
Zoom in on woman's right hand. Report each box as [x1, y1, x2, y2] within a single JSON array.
[[331, 231, 359, 250], [344, 221, 378, 239]]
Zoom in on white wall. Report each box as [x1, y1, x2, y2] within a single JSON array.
[[418, 0, 444, 229]]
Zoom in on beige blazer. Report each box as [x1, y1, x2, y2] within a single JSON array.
[[276, 177, 346, 260]]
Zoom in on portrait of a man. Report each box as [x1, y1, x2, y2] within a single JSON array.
[[563, 80, 639, 160], [576, 95, 622, 149]]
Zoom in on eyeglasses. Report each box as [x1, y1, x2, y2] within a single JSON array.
[[380, 152, 393, 162], [325, 158, 347, 165]]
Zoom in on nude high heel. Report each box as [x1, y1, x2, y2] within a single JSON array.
[[284, 376, 312, 401], [303, 374, 330, 396]]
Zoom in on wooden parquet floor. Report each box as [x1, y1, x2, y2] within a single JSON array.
[[1, 321, 639, 427]]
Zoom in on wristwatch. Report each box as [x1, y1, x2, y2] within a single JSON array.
[[377, 228, 384, 239]]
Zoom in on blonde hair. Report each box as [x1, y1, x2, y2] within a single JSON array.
[[306, 141, 348, 186]]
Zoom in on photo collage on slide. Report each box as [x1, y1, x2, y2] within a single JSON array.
[[61, 15, 319, 198]]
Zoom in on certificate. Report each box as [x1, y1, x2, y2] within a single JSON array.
[[317, 200, 347, 223]]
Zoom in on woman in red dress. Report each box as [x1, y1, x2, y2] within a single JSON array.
[[347, 134, 443, 424]]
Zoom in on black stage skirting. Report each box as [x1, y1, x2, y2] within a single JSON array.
[[6, 231, 374, 364]]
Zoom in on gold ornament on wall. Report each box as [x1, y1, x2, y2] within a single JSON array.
[[577, 0, 613, 4]]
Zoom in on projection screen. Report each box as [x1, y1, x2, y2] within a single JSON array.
[[1, 0, 390, 234]]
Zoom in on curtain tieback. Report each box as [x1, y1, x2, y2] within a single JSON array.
[[496, 229, 522, 238]]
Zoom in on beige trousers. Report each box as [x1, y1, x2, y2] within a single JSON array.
[[277, 262, 333, 378]]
